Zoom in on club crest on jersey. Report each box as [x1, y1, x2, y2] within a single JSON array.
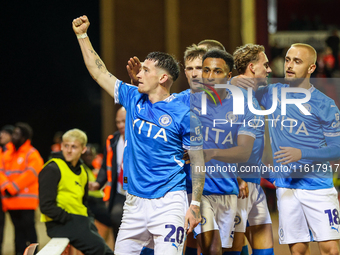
[[159, 115, 172, 127], [226, 111, 238, 122], [234, 215, 241, 225], [299, 103, 311, 114]]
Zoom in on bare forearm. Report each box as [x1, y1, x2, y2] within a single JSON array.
[[77, 36, 117, 97], [189, 150, 205, 202], [208, 145, 252, 163], [206, 134, 255, 163]]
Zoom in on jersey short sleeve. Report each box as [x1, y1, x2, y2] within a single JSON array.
[[320, 100, 340, 138], [114, 79, 139, 107]]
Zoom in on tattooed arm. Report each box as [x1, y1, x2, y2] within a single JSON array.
[[72, 15, 117, 98], [185, 149, 205, 234]]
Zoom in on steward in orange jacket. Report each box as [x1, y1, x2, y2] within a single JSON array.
[[0, 123, 43, 254], [0, 139, 43, 211]]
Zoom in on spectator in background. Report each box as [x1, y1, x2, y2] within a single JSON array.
[[89, 106, 126, 240], [326, 28, 340, 71], [0, 124, 14, 255], [322, 47, 335, 77], [82, 144, 112, 240], [51, 131, 63, 153], [39, 129, 114, 255], [0, 123, 43, 255], [0, 125, 14, 150]]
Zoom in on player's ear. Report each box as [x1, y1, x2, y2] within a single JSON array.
[[81, 146, 87, 154], [227, 72, 232, 79], [159, 73, 169, 84], [308, 64, 316, 74], [248, 63, 255, 74]]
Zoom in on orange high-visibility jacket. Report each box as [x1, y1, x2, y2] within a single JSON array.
[[0, 140, 44, 211], [103, 134, 114, 201]]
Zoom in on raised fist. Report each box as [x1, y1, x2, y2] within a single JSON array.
[[72, 15, 90, 35]]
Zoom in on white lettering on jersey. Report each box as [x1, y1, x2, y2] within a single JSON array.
[[133, 118, 140, 129], [203, 127, 233, 145], [138, 120, 145, 134], [133, 118, 168, 142], [147, 122, 156, 137], [211, 128, 224, 144], [222, 131, 233, 145], [269, 115, 309, 136], [295, 122, 309, 136], [204, 127, 209, 141], [153, 128, 168, 142]]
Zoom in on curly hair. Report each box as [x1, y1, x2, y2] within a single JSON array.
[[15, 122, 33, 140], [233, 44, 265, 75]]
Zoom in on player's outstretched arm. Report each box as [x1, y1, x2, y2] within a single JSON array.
[[203, 134, 255, 163], [231, 75, 256, 90], [274, 135, 340, 164], [185, 149, 205, 234], [72, 15, 117, 98]]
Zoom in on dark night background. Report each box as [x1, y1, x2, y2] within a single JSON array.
[[1, 1, 102, 160], [1, 0, 340, 161]]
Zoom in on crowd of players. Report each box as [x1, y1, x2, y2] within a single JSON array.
[[31, 14, 340, 255], [0, 10, 337, 255]]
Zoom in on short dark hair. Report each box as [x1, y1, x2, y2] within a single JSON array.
[[1, 125, 14, 135], [184, 44, 207, 63], [198, 39, 226, 51], [202, 49, 234, 71], [145, 52, 180, 82], [15, 122, 33, 140]]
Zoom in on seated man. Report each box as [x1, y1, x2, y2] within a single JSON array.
[[39, 128, 114, 255]]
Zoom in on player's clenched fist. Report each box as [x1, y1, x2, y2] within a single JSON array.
[[72, 15, 90, 35]]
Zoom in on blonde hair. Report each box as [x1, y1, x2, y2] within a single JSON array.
[[198, 39, 226, 51], [184, 44, 207, 63], [62, 129, 87, 147], [233, 44, 265, 75], [290, 43, 317, 64]]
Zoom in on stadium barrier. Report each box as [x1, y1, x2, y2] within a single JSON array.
[[36, 238, 70, 255]]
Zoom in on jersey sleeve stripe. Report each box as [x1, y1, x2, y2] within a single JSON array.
[[324, 132, 340, 137], [114, 79, 120, 104], [238, 131, 256, 139], [183, 145, 203, 151], [173, 156, 184, 167]]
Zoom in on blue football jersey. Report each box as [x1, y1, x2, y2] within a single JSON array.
[[174, 89, 191, 106], [256, 83, 340, 189], [114, 80, 203, 198], [238, 89, 265, 184], [177, 90, 260, 195]]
